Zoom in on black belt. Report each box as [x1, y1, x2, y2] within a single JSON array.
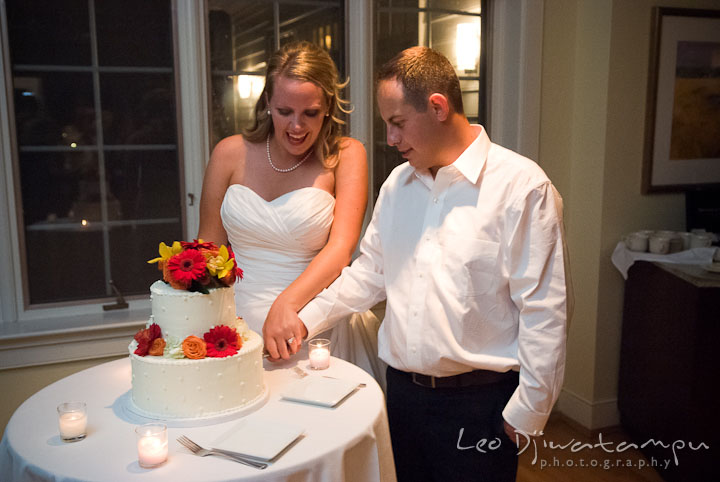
[[393, 366, 518, 389]]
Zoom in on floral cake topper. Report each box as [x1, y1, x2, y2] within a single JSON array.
[[148, 239, 243, 293]]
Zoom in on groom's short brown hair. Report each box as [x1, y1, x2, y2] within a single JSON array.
[[376, 46, 464, 114]]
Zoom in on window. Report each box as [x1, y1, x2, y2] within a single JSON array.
[[3, 0, 182, 306], [372, 0, 486, 199], [206, 0, 345, 149]]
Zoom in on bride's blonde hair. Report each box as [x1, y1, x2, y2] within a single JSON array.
[[244, 41, 351, 168]]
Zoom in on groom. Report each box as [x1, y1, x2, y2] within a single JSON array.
[[265, 46, 570, 482]]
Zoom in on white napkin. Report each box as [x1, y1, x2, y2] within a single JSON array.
[[281, 377, 359, 407], [208, 417, 304, 461]]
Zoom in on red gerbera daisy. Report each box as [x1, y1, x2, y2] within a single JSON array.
[[133, 323, 162, 356], [227, 245, 244, 281], [181, 239, 217, 251], [204, 325, 241, 358], [167, 249, 207, 287]]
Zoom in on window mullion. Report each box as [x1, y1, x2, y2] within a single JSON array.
[[176, 0, 210, 238], [0, 2, 20, 323], [347, 0, 373, 230], [273, 2, 281, 50], [88, 0, 112, 297]]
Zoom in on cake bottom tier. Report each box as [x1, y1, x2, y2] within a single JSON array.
[[129, 331, 265, 420]]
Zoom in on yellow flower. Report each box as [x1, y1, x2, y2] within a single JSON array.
[[206, 245, 235, 279], [147, 241, 182, 264]]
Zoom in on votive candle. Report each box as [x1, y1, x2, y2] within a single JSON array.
[[57, 402, 87, 442], [309, 338, 331, 370], [136, 423, 168, 468]]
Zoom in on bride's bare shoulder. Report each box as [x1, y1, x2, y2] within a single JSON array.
[[210, 135, 249, 163]]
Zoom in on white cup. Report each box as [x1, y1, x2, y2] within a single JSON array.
[[689, 233, 712, 249], [624, 232, 649, 252], [648, 235, 671, 254], [677, 232, 692, 250], [652, 231, 684, 252], [668, 236, 684, 253]]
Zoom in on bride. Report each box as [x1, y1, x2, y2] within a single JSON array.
[[198, 42, 385, 387]]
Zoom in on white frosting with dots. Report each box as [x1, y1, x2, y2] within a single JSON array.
[[149, 281, 238, 341]]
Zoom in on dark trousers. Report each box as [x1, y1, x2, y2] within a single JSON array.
[[386, 366, 520, 482]]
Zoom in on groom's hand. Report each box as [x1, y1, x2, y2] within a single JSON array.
[[263, 307, 308, 361]]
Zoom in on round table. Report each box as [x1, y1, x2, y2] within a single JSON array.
[[0, 355, 396, 482]]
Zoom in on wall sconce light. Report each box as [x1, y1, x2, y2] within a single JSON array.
[[456, 22, 480, 71], [236, 75, 265, 100]]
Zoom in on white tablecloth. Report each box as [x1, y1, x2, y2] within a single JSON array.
[[0, 356, 396, 482], [611, 242, 716, 279]]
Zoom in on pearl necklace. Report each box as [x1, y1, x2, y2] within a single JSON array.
[[266, 135, 312, 173]]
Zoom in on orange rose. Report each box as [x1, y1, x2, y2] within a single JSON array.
[[182, 335, 207, 359], [163, 262, 189, 290], [148, 337, 166, 356]]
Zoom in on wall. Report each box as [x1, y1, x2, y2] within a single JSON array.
[[541, 0, 718, 429], [0, 356, 123, 434]]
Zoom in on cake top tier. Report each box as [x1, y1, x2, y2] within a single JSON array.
[[149, 280, 239, 342]]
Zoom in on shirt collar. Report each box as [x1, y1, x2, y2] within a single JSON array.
[[411, 124, 491, 186], [450, 125, 490, 184]]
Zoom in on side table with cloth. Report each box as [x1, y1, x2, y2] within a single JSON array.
[[0, 356, 396, 482]]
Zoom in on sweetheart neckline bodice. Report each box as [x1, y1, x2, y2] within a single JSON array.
[[226, 183, 334, 204]]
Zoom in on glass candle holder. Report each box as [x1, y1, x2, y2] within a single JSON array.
[[308, 338, 331, 370], [136, 423, 168, 468], [57, 401, 87, 442]]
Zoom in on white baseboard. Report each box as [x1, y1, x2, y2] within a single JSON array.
[[556, 388, 620, 430]]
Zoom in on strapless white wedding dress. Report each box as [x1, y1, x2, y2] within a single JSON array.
[[221, 184, 385, 387]]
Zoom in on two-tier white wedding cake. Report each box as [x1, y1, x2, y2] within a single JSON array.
[[128, 240, 265, 421]]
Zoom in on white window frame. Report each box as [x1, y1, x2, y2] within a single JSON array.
[[488, 0, 543, 161], [0, 0, 541, 368]]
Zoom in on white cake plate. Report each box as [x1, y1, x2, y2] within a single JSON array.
[[120, 384, 270, 428]]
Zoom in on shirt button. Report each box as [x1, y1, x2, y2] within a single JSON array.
[[413, 311, 418, 316], [433, 197, 438, 203], [419, 273, 423, 278], [411, 347, 417, 353]]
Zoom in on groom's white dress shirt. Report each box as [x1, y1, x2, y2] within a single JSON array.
[[299, 125, 569, 436]]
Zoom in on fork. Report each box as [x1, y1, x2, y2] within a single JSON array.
[[177, 435, 268, 469]]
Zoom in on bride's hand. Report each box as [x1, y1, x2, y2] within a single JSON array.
[[262, 299, 307, 361]]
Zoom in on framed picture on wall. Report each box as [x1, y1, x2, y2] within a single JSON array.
[[642, 7, 720, 193]]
